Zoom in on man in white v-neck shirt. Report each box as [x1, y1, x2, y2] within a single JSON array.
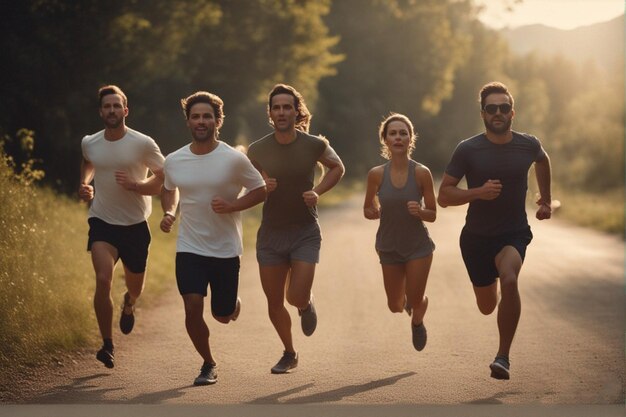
[[79, 85, 165, 369], [160, 91, 266, 386]]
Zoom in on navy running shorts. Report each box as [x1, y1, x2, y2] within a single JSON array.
[[459, 226, 533, 287], [175, 252, 240, 317], [87, 217, 151, 273]]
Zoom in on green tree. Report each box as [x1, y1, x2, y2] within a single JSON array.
[[0, 0, 341, 192], [315, 0, 475, 176]]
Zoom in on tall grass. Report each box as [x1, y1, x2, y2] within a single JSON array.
[[0, 145, 95, 374], [0, 141, 178, 383]]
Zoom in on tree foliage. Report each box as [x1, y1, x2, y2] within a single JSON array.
[[0, 0, 622, 201]]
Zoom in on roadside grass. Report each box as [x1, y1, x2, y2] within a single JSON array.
[[550, 186, 624, 236]]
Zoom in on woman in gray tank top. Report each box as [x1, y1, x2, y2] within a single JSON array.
[[363, 113, 436, 352]]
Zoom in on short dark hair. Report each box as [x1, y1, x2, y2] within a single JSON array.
[[98, 85, 127, 107], [267, 84, 312, 132], [378, 113, 417, 160], [180, 91, 225, 132], [479, 81, 514, 110]]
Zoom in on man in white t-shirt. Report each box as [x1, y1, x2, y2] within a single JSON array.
[[160, 91, 266, 386], [79, 85, 165, 369]]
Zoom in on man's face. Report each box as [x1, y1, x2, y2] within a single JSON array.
[[99, 94, 127, 129], [481, 93, 514, 134], [269, 93, 297, 132], [187, 102, 216, 142]]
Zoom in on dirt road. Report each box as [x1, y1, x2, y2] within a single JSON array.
[[3, 196, 624, 416]]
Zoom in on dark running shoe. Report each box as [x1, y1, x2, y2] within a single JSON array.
[[119, 292, 135, 335], [411, 322, 427, 351], [271, 351, 298, 374], [194, 363, 217, 386], [298, 296, 317, 336], [96, 347, 114, 369], [490, 356, 510, 380]]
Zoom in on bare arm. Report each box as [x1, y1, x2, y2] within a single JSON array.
[[304, 145, 345, 207], [534, 153, 552, 220], [407, 165, 436, 222], [437, 173, 502, 208], [211, 186, 267, 214], [115, 168, 164, 196], [79, 157, 95, 202], [159, 187, 179, 233], [363, 167, 382, 220]]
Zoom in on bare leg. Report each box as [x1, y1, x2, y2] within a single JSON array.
[[381, 263, 407, 313], [122, 264, 146, 312], [90, 242, 118, 340], [260, 264, 294, 353], [405, 254, 433, 325], [182, 294, 215, 365], [473, 282, 498, 316], [494, 246, 523, 358], [286, 261, 316, 310]]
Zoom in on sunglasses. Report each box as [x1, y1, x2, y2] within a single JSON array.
[[483, 103, 512, 115]]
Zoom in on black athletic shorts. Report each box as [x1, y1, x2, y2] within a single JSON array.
[[87, 217, 151, 273], [175, 252, 240, 317], [459, 226, 533, 287]]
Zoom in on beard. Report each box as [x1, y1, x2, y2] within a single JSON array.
[[192, 126, 215, 142], [484, 116, 512, 134], [103, 115, 123, 129]]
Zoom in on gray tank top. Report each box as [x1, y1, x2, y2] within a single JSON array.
[[375, 160, 435, 258]]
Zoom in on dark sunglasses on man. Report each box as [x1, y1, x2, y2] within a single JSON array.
[[482, 103, 512, 115]]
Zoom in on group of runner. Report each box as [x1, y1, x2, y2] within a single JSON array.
[[79, 81, 552, 385]]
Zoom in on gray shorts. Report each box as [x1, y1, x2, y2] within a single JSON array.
[[377, 246, 434, 265], [256, 221, 322, 265]]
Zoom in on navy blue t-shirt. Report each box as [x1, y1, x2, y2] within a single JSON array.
[[444, 131, 546, 236]]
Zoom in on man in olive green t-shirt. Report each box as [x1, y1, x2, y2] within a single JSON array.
[[247, 84, 345, 374]]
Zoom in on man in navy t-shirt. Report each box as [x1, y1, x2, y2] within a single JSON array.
[[438, 81, 553, 380]]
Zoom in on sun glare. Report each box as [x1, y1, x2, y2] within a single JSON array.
[[477, 0, 624, 30]]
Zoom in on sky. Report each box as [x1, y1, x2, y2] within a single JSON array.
[[475, 0, 624, 30]]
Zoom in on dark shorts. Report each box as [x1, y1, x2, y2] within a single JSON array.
[[459, 226, 533, 287], [87, 217, 151, 273], [256, 221, 322, 265], [175, 252, 240, 317]]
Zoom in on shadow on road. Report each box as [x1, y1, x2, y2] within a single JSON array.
[[248, 372, 416, 404], [28, 373, 189, 404], [28, 374, 121, 404], [464, 390, 524, 404]]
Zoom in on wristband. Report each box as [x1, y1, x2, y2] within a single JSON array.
[[164, 211, 176, 219]]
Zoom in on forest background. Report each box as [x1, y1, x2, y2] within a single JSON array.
[[0, 0, 623, 389], [2, 0, 624, 233]]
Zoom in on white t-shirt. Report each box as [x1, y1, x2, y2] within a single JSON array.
[[164, 141, 265, 258], [82, 128, 165, 225]]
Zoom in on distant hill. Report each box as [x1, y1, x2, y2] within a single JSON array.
[[499, 15, 623, 71]]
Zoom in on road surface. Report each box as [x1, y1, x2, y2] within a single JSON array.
[[3, 196, 624, 416]]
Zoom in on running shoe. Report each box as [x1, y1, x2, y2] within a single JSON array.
[[298, 296, 317, 336], [194, 362, 218, 386], [489, 356, 510, 380], [411, 322, 427, 351], [96, 347, 114, 369], [119, 292, 135, 335], [270, 351, 298, 374]]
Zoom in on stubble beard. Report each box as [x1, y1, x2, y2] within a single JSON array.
[[484, 117, 512, 135]]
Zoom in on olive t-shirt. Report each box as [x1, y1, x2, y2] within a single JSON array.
[[247, 130, 327, 228]]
